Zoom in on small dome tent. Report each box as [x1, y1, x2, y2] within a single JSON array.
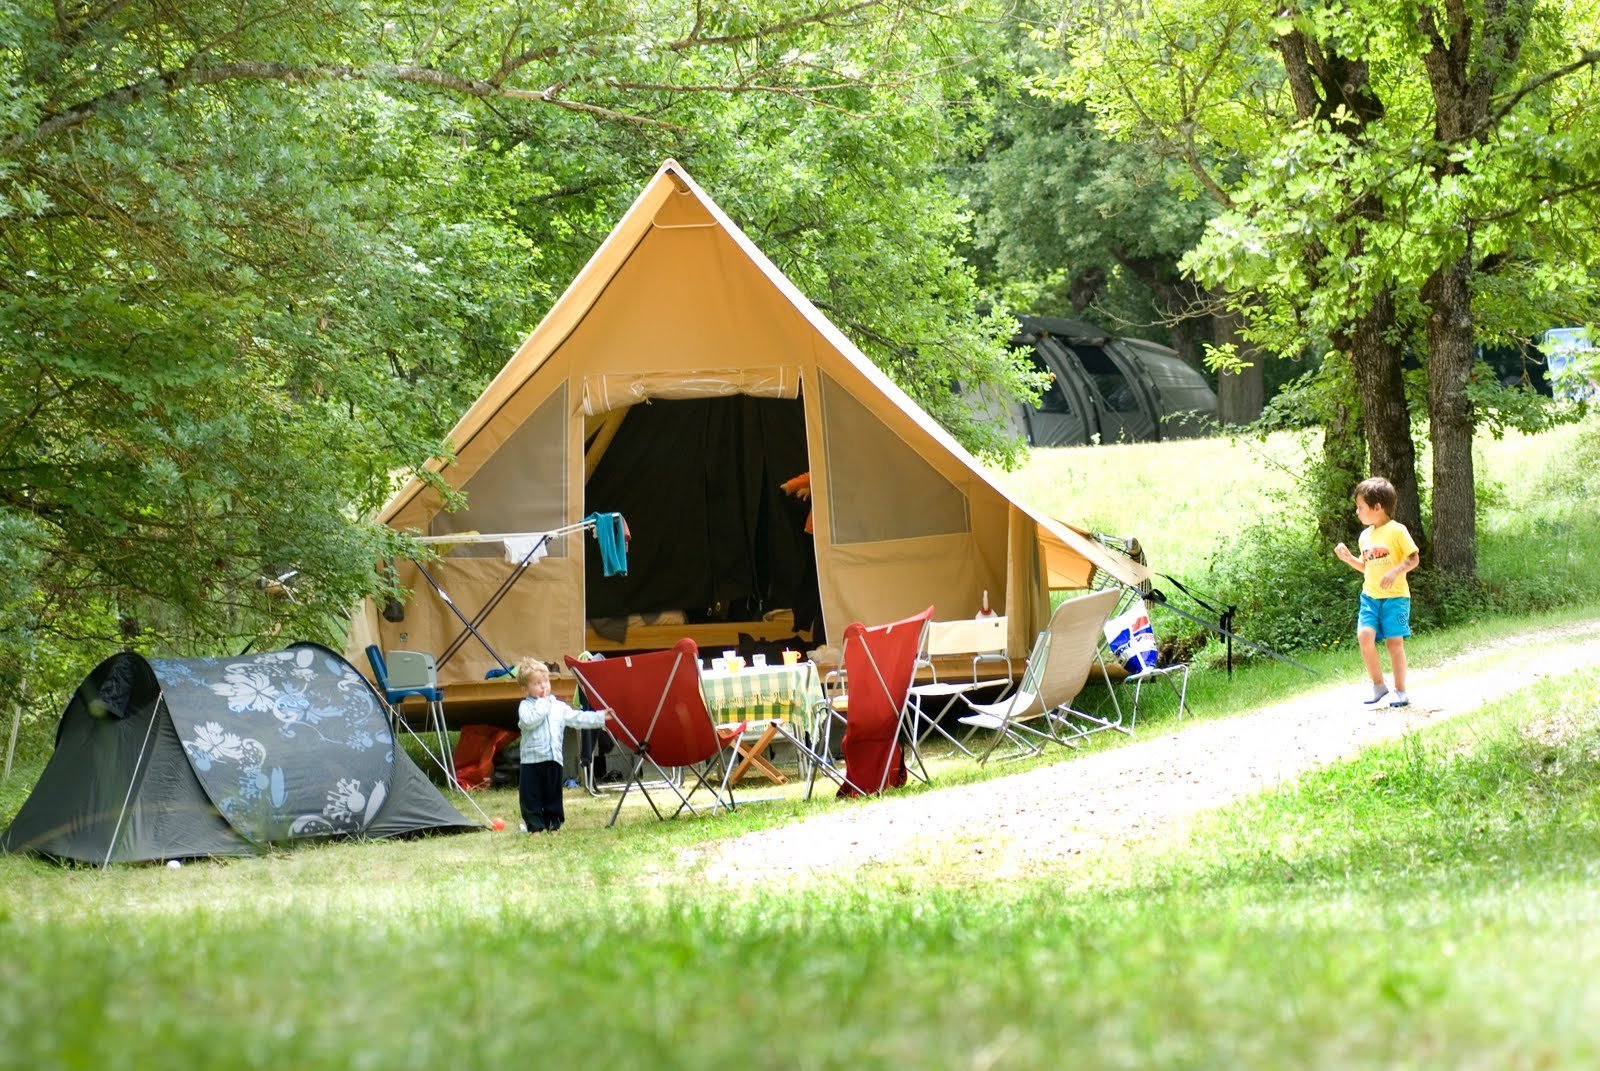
[[1, 643, 477, 864]]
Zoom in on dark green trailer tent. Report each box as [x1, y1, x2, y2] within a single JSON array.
[[1, 643, 477, 864], [1007, 315, 1218, 447]]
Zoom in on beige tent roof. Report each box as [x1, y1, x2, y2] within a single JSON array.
[[356, 160, 1148, 686], [379, 161, 1144, 586]]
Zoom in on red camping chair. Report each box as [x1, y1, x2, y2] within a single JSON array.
[[451, 725, 517, 791], [831, 606, 933, 798], [564, 638, 744, 828]]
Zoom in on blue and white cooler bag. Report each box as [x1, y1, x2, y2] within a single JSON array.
[[1103, 598, 1159, 675]]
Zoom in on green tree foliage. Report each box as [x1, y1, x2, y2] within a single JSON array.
[[954, 12, 1213, 351], [1046, 0, 1600, 571], [0, 0, 1024, 718]]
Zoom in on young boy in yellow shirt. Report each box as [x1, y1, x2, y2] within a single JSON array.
[[1334, 476, 1421, 707]]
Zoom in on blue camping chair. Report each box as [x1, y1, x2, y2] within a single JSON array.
[[365, 646, 455, 789]]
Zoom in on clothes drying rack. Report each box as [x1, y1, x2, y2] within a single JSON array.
[[406, 512, 628, 677]]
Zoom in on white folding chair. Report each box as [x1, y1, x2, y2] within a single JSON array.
[[906, 616, 1013, 757], [1072, 590, 1191, 735], [956, 589, 1121, 764]]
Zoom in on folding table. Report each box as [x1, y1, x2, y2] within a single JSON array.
[[698, 660, 824, 786]]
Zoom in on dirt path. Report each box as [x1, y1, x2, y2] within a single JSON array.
[[686, 621, 1600, 886]]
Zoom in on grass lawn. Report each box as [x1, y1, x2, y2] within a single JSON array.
[[4, 420, 1599, 1069], [4, 606, 1600, 1069], [989, 420, 1596, 583]]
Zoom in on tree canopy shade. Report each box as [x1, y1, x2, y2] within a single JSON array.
[[954, 8, 1267, 424], [0, 0, 1028, 720], [1046, 0, 1600, 572]]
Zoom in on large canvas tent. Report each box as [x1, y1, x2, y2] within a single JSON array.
[[0, 644, 476, 864], [347, 161, 1150, 695]]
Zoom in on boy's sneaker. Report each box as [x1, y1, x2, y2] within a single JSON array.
[[1363, 684, 1391, 706], [1389, 691, 1410, 708]]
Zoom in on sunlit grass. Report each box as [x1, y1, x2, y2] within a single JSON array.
[[986, 421, 1595, 585], [6, 661, 1600, 1069], [5, 421, 1600, 1067]]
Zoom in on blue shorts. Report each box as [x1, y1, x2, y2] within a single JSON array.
[[1357, 594, 1411, 641]]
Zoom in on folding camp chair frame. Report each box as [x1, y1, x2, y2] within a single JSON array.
[[1068, 584, 1191, 736], [957, 631, 1070, 765], [1072, 659, 1191, 736], [957, 588, 1124, 764], [779, 668, 863, 800], [780, 612, 930, 799], [1049, 648, 1138, 742], [566, 646, 740, 828], [906, 616, 1014, 758]]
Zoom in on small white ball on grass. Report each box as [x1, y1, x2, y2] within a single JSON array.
[[166, 859, 182, 869]]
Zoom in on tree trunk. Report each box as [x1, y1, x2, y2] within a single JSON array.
[[1411, 2, 1524, 581], [1422, 257, 1477, 577], [1212, 301, 1265, 424], [1335, 288, 1424, 540], [1115, 250, 1209, 368]]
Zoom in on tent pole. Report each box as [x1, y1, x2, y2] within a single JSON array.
[[103, 688, 163, 868]]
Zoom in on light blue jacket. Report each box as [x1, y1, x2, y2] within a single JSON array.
[[517, 695, 608, 765]]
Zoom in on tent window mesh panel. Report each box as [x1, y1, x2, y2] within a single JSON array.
[[430, 384, 569, 556], [1075, 346, 1141, 413], [819, 371, 969, 544]]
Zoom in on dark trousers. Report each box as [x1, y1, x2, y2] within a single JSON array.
[[518, 760, 565, 832]]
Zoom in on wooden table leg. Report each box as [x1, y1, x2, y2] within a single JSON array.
[[728, 722, 787, 786]]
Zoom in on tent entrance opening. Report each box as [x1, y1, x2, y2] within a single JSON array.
[[583, 394, 820, 654]]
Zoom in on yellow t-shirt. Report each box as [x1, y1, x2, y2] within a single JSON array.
[[1358, 520, 1420, 598]]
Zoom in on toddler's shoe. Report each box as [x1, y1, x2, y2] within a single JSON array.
[[1362, 684, 1391, 706], [1389, 690, 1410, 708]]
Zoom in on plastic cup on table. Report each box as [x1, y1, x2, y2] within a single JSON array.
[[782, 649, 800, 666], [751, 653, 767, 669]]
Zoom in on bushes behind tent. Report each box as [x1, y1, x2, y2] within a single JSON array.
[[1184, 418, 1600, 665]]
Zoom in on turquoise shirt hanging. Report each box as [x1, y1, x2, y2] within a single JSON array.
[[585, 512, 629, 577]]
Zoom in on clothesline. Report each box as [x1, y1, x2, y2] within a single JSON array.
[[412, 514, 627, 578], [406, 512, 629, 674], [414, 520, 597, 546]]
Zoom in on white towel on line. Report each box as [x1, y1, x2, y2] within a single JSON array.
[[503, 535, 550, 566]]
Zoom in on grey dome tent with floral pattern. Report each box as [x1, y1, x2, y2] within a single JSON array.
[[0, 642, 477, 864]]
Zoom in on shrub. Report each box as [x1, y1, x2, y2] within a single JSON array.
[[1191, 506, 1356, 660]]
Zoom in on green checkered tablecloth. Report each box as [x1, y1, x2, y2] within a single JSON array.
[[700, 662, 824, 731]]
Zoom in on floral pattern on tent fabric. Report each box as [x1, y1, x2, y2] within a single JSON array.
[[152, 646, 396, 844]]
